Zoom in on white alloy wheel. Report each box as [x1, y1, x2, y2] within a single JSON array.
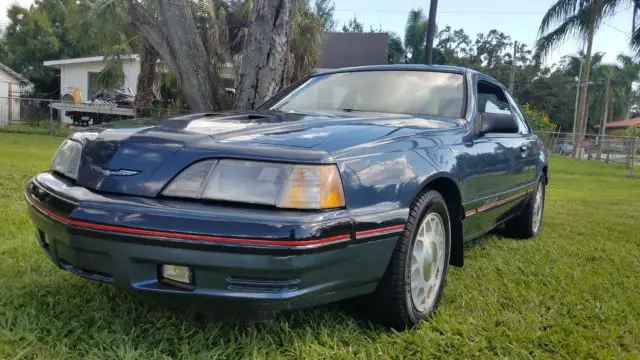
[[532, 182, 544, 233], [410, 212, 446, 312]]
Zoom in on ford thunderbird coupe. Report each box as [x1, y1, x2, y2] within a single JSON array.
[[26, 65, 547, 329]]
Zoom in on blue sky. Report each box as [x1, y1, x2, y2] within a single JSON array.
[[332, 0, 634, 65], [1, 0, 634, 66]]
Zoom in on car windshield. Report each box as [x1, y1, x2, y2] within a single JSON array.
[[272, 70, 465, 118]]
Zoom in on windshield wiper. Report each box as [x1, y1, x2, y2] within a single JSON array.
[[340, 108, 367, 113]]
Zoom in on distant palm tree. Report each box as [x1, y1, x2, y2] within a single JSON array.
[[404, 9, 428, 64], [562, 50, 605, 78], [611, 54, 640, 120], [534, 0, 629, 155]]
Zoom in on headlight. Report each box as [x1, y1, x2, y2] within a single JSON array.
[[51, 139, 83, 179], [162, 160, 345, 209]]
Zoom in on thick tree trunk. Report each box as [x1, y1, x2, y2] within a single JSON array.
[[573, 0, 600, 157], [234, 0, 296, 110], [127, 0, 218, 112], [135, 42, 158, 117]]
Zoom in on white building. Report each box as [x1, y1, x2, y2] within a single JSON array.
[[0, 62, 34, 126], [43, 55, 142, 103]]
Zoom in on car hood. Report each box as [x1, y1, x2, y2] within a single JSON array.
[[70, 110, 458, 196]]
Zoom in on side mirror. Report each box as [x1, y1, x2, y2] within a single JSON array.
[[477, 112, 519, 136]]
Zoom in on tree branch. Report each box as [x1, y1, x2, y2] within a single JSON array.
[[127, 1, 179, 73]]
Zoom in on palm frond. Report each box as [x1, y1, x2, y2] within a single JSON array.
[[289, 6, 325, 83], [534, 5, 591, 63], [95, 59, 125, 91], [538, 0, 581, 35], [631, 25, 640, 57]]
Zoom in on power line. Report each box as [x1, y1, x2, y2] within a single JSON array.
[[603, 22, 630, 35], [334, 8, 546, 15]]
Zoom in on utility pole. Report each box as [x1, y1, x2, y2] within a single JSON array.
[[424, 0, 438, 64], [599, 72, 612, 138], [571, 60, 583, 135], [596, 72, 612, 160], [509, 41, 518, 93]]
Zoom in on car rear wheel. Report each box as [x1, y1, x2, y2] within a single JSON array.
[[367, 190, 451, 329], [504, 178, 545, 239]]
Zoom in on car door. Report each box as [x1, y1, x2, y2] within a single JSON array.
[[504, 91, 538, 188], [460, 77, 521, 238]]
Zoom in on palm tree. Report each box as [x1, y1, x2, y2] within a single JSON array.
[[404, 9, 429, 64], [562, 50, 605, 78], [83, 0, 159, 113], [287, 0, 325, 84], [535, 0, 630, 156], [580, 55, 639, 134]]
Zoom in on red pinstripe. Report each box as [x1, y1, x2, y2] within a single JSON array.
[[27, 197, 351, 247]]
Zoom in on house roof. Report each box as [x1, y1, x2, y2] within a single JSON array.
[[317, 32, 389, 69], [43, 55, 140, 68], [0, 62, 33, 86], [606, 117, 640, 128]]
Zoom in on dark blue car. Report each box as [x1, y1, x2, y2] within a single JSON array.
[[26, 65, 548, 329]]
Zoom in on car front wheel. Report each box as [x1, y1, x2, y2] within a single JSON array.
[[367, 190, 451, 329]]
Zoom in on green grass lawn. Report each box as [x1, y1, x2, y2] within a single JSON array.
[[1, 133, 639, 359]]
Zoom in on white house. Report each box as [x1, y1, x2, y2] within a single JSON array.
[[43, 55, 142, 103], [0, 62, 34, 126]]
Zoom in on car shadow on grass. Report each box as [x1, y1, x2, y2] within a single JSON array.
[[4, 272, 385, 347]]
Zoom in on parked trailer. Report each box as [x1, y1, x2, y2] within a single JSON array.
[[50, 102, 135, 126]]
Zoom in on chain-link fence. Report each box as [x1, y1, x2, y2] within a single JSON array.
[[538, 131, 638, 177], [0, 97, 190, 136]]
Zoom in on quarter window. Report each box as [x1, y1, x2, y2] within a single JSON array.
[[504, 91, 531, 134]]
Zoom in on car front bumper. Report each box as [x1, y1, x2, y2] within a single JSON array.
[[25, 172, 406, 315]]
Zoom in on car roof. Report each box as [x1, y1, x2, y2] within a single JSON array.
[[314, 64, 470, 76]]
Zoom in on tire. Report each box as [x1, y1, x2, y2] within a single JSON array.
[[366, 190, 451, 329], [504, 178, 546, 239]]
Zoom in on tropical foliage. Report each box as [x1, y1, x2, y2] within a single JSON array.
[[0, 0, 102, 96], [522, 103, 556, 132]]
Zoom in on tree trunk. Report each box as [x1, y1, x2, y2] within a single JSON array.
[[234, 0, 296, 110], [128, 0, 218, 112], [135, 42, 158, 117], [573, 0, 600, 157]]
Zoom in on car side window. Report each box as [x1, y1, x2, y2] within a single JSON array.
[[504, 91, 531, 135]]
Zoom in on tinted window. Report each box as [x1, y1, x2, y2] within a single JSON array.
[[272, 71, 465, 118]]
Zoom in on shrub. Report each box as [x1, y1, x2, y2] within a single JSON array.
[[522, 103, 557, 132]]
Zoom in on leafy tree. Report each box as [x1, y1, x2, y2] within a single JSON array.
[[342, 16, 364, 33], [0, 0, 101, 96], [387, 32, 406, 64], [313, 0, 336, 31]]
